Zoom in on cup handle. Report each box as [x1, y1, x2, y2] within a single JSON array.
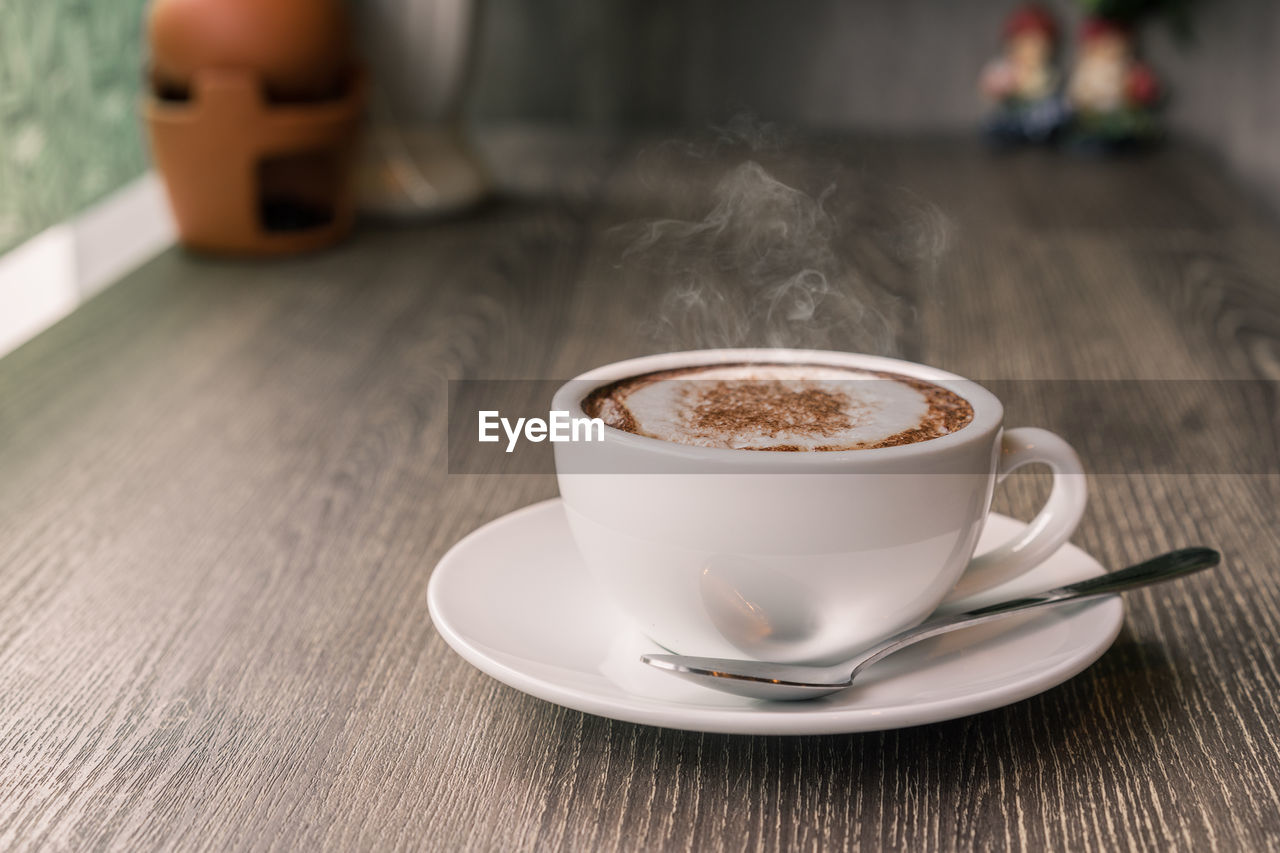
[[943, 427, 1088, 604]]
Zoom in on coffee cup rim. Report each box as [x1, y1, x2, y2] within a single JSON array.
[[551, 348, 1004, 464]]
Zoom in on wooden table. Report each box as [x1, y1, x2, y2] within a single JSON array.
[[2, 131, 1278, 851]]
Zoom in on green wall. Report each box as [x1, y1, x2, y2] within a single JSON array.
[[0, 0, 150, 253]]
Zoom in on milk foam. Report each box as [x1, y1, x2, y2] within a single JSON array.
[[610, 363, 940, 450]]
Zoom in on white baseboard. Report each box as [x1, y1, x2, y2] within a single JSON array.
[[0, 172, 176, 359]]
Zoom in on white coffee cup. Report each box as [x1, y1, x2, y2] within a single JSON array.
[[552, 348, 1087, 665]]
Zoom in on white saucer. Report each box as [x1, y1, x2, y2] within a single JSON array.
[[428, 498, 1123, 735]]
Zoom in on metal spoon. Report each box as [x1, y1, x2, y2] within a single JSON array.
[[641, 547, 1220, 701]]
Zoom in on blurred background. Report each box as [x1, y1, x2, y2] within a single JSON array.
[[2, 0, 1279, 259]]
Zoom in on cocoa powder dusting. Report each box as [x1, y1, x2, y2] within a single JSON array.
[[582, 362, 974, 451], [683, 381, 858, 442]]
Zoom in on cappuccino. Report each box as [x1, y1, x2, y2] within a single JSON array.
[[583, 362, 973, 451]]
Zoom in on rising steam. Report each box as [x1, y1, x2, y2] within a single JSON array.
[[617, 119, 953, 355]]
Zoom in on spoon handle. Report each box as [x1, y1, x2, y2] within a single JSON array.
[[848, 547, 1220, 679], [964, 546, 1220, 615]]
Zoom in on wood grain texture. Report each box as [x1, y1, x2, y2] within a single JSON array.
[[1, 131, 1278, 851]]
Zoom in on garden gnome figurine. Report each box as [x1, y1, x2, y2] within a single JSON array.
[[980, 4, 1069, 146], [1066, 17, 1162, 152]]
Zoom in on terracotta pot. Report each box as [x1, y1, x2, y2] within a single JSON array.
[[144, 0, 365, 255]]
